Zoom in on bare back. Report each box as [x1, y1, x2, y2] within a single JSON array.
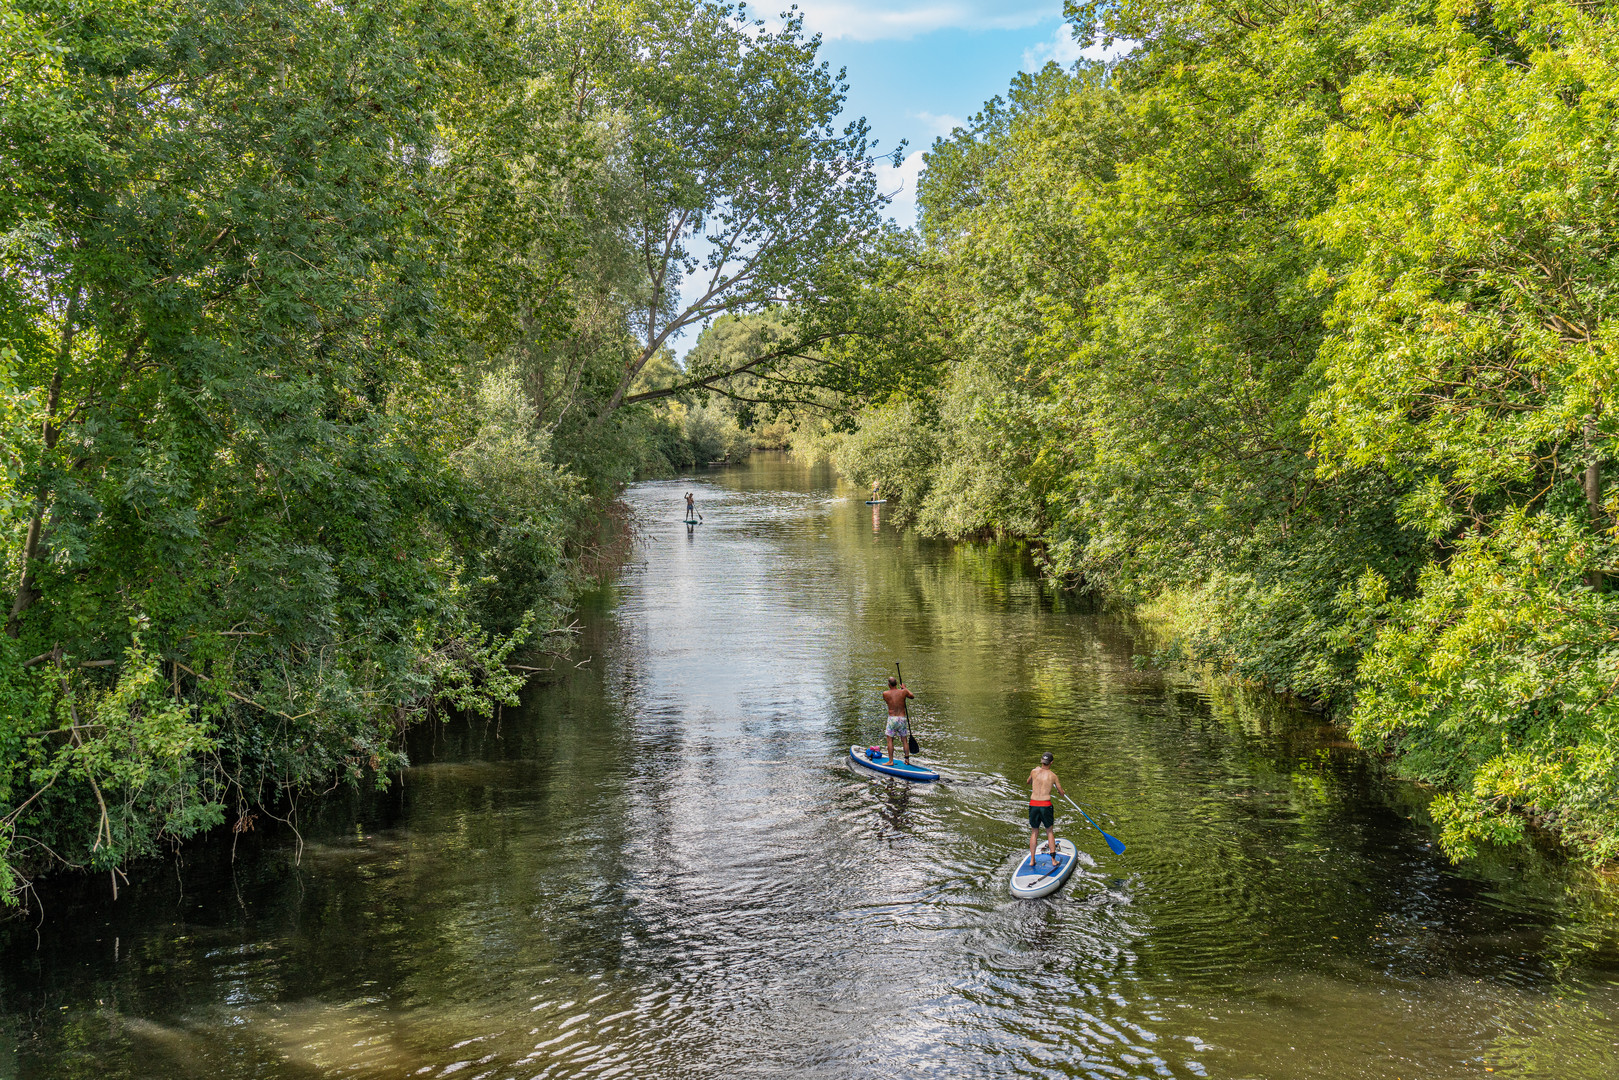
[[1029, 765, 1060, 802], [882, 685, 913, 716]]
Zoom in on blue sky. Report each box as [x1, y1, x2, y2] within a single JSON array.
[[799, 1, 1096, 227]]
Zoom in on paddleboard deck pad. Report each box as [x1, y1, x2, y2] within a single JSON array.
[[849, 745, 939, 782], [1009, 838, 1080, 899]]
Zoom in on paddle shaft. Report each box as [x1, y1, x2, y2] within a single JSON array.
[[1071, 796, 1116, 826], [896, 662, 919, 756], [1062, 792, 1126, 855]]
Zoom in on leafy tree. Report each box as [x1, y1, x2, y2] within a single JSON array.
[[0, 0, 903, 901], [818, 0, 1619, 864], [1308, 0, 1619, 858], [586, 1, 896, 412]]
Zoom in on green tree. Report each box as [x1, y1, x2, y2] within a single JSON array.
[[0, 0, 912, 900], [0, 0, 540, 900], [1308, 0, 1619, 859], [819, 0, 1619, 863], [586, 1, 895, 412]]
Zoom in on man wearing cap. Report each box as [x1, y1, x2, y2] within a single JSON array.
[[1028, 752, 1068, 865]]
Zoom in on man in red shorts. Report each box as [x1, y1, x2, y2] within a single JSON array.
[[1028, 752, 1068, 865]]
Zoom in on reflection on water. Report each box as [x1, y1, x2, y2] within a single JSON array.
[[4, 453, 1619, 1079]]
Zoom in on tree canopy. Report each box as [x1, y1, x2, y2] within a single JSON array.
[[818, 0, 1619, 864], [0, 0, 892, 902]]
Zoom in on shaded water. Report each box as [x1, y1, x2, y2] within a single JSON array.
[[5, 453, 1619, 1079]]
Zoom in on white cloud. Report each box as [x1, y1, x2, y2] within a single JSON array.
[[797, 2, 1051, 42], [914, 111, 965, 138], [874, 149, 927, 228], [1021, 24, 1123, 71]]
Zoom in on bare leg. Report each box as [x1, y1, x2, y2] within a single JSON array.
[[885, 734, 895, 763], [1045, 827, 1058, 857], [1029, 829, 1039, 864]]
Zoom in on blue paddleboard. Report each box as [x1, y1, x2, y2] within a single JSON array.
[[849, 744, 939, 783], [1009, 838, 1080, 899]]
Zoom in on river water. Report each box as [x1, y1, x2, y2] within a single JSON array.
[[4, 453, 1619, 1080]]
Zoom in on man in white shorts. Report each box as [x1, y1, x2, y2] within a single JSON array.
[[881, 676, 914, 765]]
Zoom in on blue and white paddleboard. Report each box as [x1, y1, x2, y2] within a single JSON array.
[[1009, 838, 1080, 899], [849, 744, 939, 783], [864, 499, 887, 504]]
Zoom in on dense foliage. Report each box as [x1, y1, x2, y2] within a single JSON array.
[[817, 0, 1619, 863], [0, 0, 889, 901]]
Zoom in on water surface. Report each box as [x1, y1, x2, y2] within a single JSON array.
[[4, 453, 1618, 1079]]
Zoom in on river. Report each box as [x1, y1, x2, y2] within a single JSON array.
[[4, 453, 1618, 1079]]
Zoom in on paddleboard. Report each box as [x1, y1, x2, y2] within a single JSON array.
[[848, 744, 939, 783], [683, 518, 699, 524], [864, 499, 887, 504], [1009, 838, 1079, 899]]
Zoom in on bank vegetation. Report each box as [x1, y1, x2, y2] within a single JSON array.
[[0, 0, 895, 902], [813, 0, 1619, 865]]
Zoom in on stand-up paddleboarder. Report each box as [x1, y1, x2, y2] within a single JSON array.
[[882, 676, 914, 765], [1028, 752, 1068, 866], [684, 492, 696, 520]]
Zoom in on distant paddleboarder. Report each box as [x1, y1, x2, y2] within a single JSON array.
[[684, 492, 696, 520], [1027, 752, 1068, 866], [881, 676, 914, 765]]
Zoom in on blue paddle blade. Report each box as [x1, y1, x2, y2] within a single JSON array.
[[1075, 803, 1127, 856]]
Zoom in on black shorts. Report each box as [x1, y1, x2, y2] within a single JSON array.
[[1029, 803, 1054, 829]]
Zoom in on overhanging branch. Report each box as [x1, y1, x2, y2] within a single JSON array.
[[622, 334, 834, 405]]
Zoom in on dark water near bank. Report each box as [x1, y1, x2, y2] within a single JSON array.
[[4, 453, 1619, 1079]]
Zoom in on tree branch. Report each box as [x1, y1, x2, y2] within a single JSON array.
[[622, 333, 833, 405]]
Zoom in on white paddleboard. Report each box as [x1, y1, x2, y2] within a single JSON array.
[[1009, 838, 1080, 899]]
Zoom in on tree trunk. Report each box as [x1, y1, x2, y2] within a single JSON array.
[[7, 286, 78, 637], [1586, 419, 1605, 591]]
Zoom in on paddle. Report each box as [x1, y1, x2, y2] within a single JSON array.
[[896, 661, 920, 757], [1071, 796, 1117, 827], [1062, 792, 1126, 855]]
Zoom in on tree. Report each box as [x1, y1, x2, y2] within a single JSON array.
[[1308, 0, 1619, 860], [0, 0, 538, 901], [584, 1, 895, 412]]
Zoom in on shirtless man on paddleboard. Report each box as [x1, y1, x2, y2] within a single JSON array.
[[882, 676, 914, 765], [1028, 752, 1068, 865]]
